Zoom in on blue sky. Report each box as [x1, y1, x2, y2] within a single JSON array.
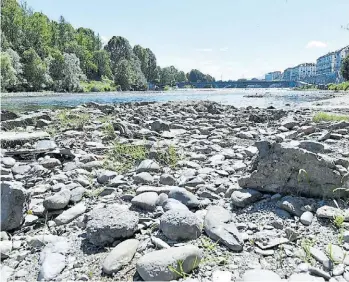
[[26, 0, 349, 80]]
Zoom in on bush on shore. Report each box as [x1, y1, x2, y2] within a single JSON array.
[[328, 82, 349, 91], [80, 77, 118, 92]]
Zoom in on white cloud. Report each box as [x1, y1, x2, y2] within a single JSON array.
[[195, 48, 213, 52], [306, 41, 328, 49], [219, 47, 229, 52]]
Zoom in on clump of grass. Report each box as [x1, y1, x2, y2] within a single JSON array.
[[201, 237, 219, 251], [333, 214, 345, 229], [85, 187, 104, 198], [300, 238, 316, 264], [104, 141, 148, 173], [56, 110, 91, 130], [313, 112, 349, 123], [103, 122, 116, 139], [168, 260, 188, 279], [157, 145, 180, 168]]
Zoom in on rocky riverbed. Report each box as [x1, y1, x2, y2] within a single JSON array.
[[1, 100, 349, 282]]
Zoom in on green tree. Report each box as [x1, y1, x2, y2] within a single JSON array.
[[176, 71, 187, 83], [133, 45, 149, 77], [22, 48, 51, 90], [160, 66, 179, 86], [104, 36, 133, 69], [92, 50, 113, 80], [114, 59, 147, 91], [1, 51, 18, 91], [61, 53, 85, 91], [341, 55, 349, 81]]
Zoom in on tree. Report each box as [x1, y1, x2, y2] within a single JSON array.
[[22, 48, 51, 90], [92, 50, 113, 80], [341, 55, 349, 81], [1, 51, 17, 91], [175, 71, 187, 83], [145, 48, 158, 83], [160, 66, 179, 86], [114, 59, 147, 91], [61, 53, 85, 92], [104, 36, 133, 69], [133, 45, 148, 76]]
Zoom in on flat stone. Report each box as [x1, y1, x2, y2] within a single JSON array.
[[134, 172, 154, 184], [162, 198, 189, 212], [151, 236, 170, 249], [0, 240, 12, 259], [1, 131, 50, 147], [277, 196, 304, 217], [231, 189, 262, 207], [38, 251, 65, 280], [131, 192, 159, 211], [160, 174, 176, 186], [136, 245, 202, 281], [240, 269, 282, 281], [54, 203, 86, 225], [316, 206, 349, 220], [288, 273, 325, 282], [136, 159, 160, 173], [168, 187, 200, 208], [160, 209, 202, 241], [255, 238, 289, 250], [102, 239, 139, 275], [204, 205, 243, 251], [310, 247, 331, 269]]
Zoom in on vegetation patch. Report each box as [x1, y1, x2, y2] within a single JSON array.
[[104, 141, 149, 173], [312, 112, 349, 123], [80, 78, 117, 92], [328, 81, 349, 91]]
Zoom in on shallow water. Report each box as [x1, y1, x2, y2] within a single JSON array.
[[1, 89, 333, 112]]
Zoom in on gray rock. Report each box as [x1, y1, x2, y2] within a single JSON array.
[[300, 211, 314, 226], [160, 209, 202, 241], [1, 265, 14, 282], [54, 203, 86, 225], [204, 205, 243, 251], [39, 158, 61, 169], [0, 240, 12, 259], [277, 196, 303, 217], [212, 270, 232, 282], [134, 172, 154, 184], [298, 141, 325, 153], [308, 266, 331, 280], [11, 164, 31, 175], [1, 181, 28, 231], [288, 273, 324, 282], [151, 120, 170, 132], [168, 187, 200, 208], [43, 189, 71, 210], [162, 198, 189, 211], [136, 159, 160, 173], [136, 245, 202, 281], [70, 187, 86, 203], [1, 131, 50, 147], [1, 157, 16, 168], [156, 193, 168, 206], [38, 250, 66, 281], [35, 140, 57, 150], [240, 269, 282, 281], [238, 141, 349, 198], [86, 204, 139, 246], [131, 192, 159, 211], [316, 206, 349, 220], [231, 189, 262, 207], [102, 239, 139, 275], [160, 174, 176, 186], [310, 247, 331, 269], [97, 170, 117, 184], [151, 236, 170, 249]]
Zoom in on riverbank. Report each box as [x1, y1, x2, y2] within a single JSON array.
[[1, 100, 349, 281]]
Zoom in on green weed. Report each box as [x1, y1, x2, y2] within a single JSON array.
[[85, 187, 104, 198], [300, 238, 315, 264], [313, 112, 349, 123], [333, 214, 345, 229], [201, 237, 219, 251], [157, 144, 180, 168], [103, 122, 116, 139], [104, 141, 148, 173]]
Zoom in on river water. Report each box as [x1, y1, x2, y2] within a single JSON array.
[[1, 89, 334, 111]]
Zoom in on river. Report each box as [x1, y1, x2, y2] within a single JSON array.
[[1, 88, 336, 112]]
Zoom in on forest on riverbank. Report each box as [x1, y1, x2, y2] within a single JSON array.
[[0, 0, 215, 93]]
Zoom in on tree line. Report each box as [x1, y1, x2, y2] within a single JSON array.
[[1, 0, 215, 92]]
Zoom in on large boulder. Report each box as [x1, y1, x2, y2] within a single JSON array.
[[86, 204, 139, 246], [238, 141, 349, 198], [131, 192, 159, 211], [168, 187, 200, 208], [1, 181, 28, 231], [136, 245, 202, 281], [160, 209, 202, 240], [204, 206, 243, 251]]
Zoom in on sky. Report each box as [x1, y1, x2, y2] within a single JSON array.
[[26, 0, 349, 80]]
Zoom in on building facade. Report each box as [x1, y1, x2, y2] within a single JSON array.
[[265, 71, 282, 81], [316, 52, 335, 75], [282, 68, 293, 81]]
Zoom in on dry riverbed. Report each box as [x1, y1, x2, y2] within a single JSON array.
[[1, 100, 349, 282]]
